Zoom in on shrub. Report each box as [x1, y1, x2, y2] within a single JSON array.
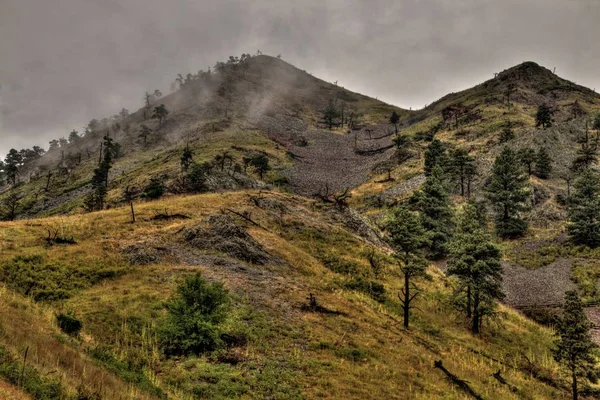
[[56, 312, 83, 336], [159, 273, 230, 356], [186, 163, 210, 192], [141, 178, 166, 199]]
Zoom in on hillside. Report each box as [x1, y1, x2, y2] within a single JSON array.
[[0, 191, 571, 399], [2, 54, 600, 399]]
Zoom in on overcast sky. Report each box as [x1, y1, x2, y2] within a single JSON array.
[[2, 0, 600, 158]]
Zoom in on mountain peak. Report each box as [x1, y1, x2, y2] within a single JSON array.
[[496, 61, 557, 85]]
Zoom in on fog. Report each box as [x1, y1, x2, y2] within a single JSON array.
[[2, 0, 600, 157]]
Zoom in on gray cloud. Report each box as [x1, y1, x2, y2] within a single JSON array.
[[1, 0, 600, 157]]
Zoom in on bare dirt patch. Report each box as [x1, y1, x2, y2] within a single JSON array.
[[502, 258, 575, 308]]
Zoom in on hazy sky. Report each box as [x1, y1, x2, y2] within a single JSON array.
[[2, 0, 600, 157]]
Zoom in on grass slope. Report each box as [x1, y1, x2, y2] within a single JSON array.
[[0, 190, 577, 399]]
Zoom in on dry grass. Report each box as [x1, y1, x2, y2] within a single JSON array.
[[0, 190, 582, 399]]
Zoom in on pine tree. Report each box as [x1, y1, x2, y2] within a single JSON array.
[[553, 291, 598, 400], [410, 165, 454, 259], [447, 202, 503, 334], [536, 104, 553, 129], [390, 111, 400, 134], [518, 147, 536, 176], [567, 170, 600, 247], [535, 147, 552, 179], [499, 120, 514, 143], [392, 134, 412, 162], [181, 145, 194, 172], [68, 130, 80, 144], [321, 99, 340, 129], [448, 148, 476, 197], [571, 128, 598, 172], [384, 206, 429, 329], [4, 149, 22, 185], [139, 125, 152, 147], [424, 139, 447, 176], [85, 134, 114, 211], [152, 104, 169, 126], [485, 147, 529, 238]]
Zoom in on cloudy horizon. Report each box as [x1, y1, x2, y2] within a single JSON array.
[[2, 0, 600, 158]]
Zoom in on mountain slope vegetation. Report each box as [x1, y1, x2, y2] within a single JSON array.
[[1, 54, 600, 399]]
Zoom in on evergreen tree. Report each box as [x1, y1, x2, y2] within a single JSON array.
[[518, 147, 536, 176], [448, 148, 476, 197], [248, 154, 271, 180], [4, 149, 22, 185], [499, 120, 514, 143], [383, 206, 429, 329], [535, 147, 552, 179], [1, 191, 21, 221], [553, 291, 598, 400], [447, 202, 503, 334], [152, 104, 169, 126], [85, 134, 114, 211], [68, 130, 80, 144], [567, 170, 600, 247], [423, 139, 447, 176], [485, 147, 529, 238], [141, 178, 166, 200], [390, 111, 400, 134], [392, 134, 412, 162], [410, 165, 454, 259], [49, 139, 60, 151], [181, 145, 194, 172], [139, 125, 152, 147], [571, 128, 598, 172], [321, 99, 340, 129], [536, 104, 553, 129]]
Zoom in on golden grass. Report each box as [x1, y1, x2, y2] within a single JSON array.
[[0, 190, 578, 399]]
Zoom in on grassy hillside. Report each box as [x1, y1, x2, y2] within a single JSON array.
[[2, 56, 600, 399], [0, 191, 578, 399]]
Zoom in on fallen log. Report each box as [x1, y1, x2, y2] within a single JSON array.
[[434, 360, 484, 400]]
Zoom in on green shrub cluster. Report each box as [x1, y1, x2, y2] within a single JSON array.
[[159, 273, 230, 356], [56, 311, 83, 336]]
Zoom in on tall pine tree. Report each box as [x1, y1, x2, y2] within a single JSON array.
[[518, 147, 536, 176], [485, 147, 529, 238], [535, 147, 552, 179], [567, 170, 600, 247], [84, 133, 114, 211], [448, 148, 476, 198], [384, 206, 429, 329], [448, 201, 503, 334], [410, 165, 454, 259], [423, 139, 447, 176], [553, 291, 598, 400]]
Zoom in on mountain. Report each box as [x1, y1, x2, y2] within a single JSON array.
[[1, 55, 600, 399]]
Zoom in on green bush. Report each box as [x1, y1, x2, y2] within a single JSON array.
[[186, 163, 210, 192], [56, 311, 83, 336], [141, 178, 166, 199], [159, 273, 230, 356]]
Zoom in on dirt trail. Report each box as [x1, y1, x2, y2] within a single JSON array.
[[257, 115, 396, 196]]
